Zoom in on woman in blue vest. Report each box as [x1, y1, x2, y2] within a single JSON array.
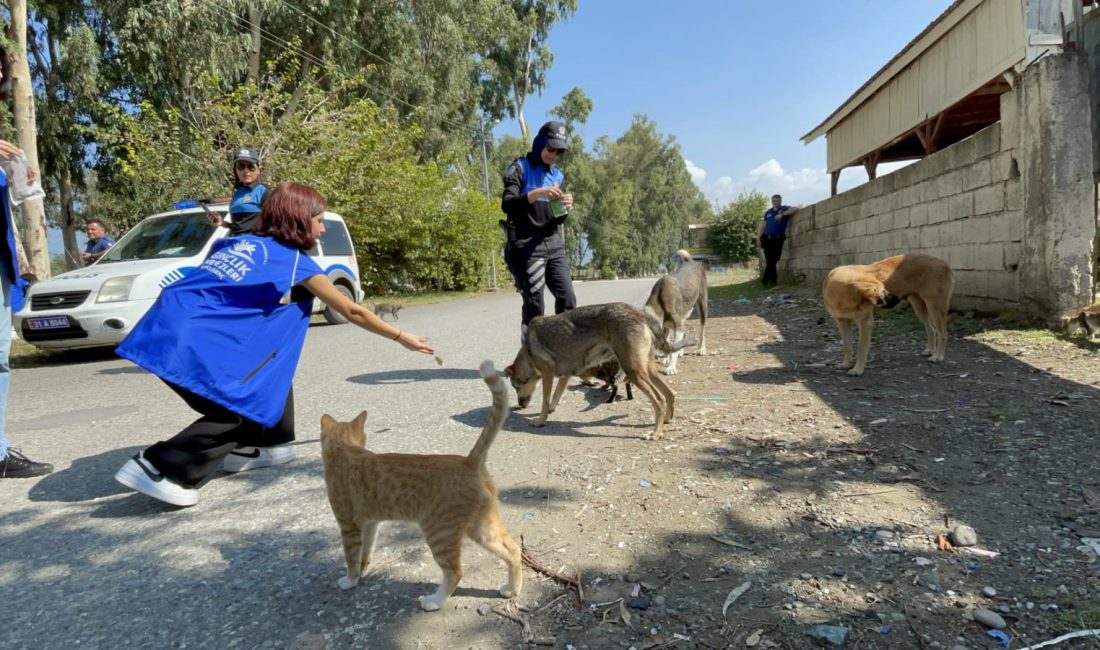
[[114, 182, 434, 507], [206, 147, 267, 234], [501, 121, 576, 339]]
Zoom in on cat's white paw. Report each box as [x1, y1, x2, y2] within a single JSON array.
[[338, 576, 358, 590], [418, 594, 443, 611]]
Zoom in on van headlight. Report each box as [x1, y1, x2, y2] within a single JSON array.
[[97, 275, 136, 303]]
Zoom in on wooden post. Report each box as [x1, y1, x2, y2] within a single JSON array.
[[863, 151, 880, 180], [915, 113, 945, 155]]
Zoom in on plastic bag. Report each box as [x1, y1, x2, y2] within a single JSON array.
[[1, 152, 45, 206]]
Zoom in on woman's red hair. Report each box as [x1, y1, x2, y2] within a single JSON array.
[[257, 182, 327, 249]]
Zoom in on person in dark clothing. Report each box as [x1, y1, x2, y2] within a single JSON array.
[[500, 120, 576, 339], [207, 147, 267, 234], [756, 194, 799, 286]]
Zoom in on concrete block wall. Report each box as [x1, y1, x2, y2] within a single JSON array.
[[784, 119, 1024, 314], [785, 48, 1095, 319]]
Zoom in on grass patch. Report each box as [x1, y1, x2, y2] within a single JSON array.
[[709, 274, 803, 303], [10, 339, 52, 366], [971, 327, 1061, 346], [874, 308, 928, 336], [1056, 605, 1100, 641]]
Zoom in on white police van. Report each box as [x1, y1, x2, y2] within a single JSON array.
[[14, 200, 363, 350]]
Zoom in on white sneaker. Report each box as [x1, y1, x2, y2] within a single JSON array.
[[223, 445, 296, 473], [114, 453, 198, 507]]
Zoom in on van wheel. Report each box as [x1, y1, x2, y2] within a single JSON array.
[[324, 284, 354, 325]]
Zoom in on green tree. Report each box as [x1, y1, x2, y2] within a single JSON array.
[[89, 70, 501, 294], [481, 0, 577, 140], [709, 190, 768, 263], [586, 115, 711, 277], [549, 87, 594, 269]]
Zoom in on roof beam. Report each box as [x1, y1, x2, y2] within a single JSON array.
[[915, 113, 946, 155]]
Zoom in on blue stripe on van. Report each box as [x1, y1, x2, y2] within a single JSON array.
[[160, 266, 197, 289], [323, 264, 357, 280]]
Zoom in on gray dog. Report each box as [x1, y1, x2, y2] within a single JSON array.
[[644, 250, 708, 374], [504, 303, 695, 440]]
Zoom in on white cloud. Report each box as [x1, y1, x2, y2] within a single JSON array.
[[689, 158, 914, 207], [683, 159, 707, 185]]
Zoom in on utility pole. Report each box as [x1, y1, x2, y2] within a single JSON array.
[[479, 116, 491, 198], [479, 116, 497, 289]]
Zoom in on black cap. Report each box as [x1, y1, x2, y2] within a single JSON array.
[[232, 147, 260, 164], [538, 121, 569, 150]]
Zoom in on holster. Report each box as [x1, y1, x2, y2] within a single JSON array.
[[500, 219, 518, 246]]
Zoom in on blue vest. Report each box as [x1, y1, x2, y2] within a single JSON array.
[[230, 184, 267, 215], [515, 157, 565, 202], [117, 235, 323, 426], [0, 169, 28, 311], [762, 206, 792, 236]]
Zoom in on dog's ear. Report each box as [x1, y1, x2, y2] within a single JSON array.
[[503, 364, 515, 378]]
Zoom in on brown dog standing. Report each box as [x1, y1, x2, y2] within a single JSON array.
[[823, 254, 953, 376]]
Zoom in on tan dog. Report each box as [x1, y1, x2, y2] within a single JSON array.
[[822, 254, 953, 376], [504, 303, 694, 440]]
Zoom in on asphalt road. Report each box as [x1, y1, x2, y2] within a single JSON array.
[[2, 278, 656, 649]]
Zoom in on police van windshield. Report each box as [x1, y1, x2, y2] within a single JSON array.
[[99, 211, 216, 263]]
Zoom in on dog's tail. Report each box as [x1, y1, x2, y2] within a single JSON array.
[[675, 249, 692, 263], [467, 360, 510, 467], [645, 312, 697, 354]]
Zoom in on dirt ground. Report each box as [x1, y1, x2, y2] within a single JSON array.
[[465, 273, 1100, 650]]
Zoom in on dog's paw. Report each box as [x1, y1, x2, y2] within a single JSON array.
[[847, 367, 865, 376], [498, 583, 516, 598], [418, 594, 443, 612], [662, 367, 679, 376], [920, 348, 933, 356], [338, 576, 359, 590], [927, 355, 943, 363], [532, 418, 548, 428]]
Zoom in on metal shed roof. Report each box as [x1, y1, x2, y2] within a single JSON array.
[[800, 0, 1067, 181]]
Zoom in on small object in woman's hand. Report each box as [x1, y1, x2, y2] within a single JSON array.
[[434, 355, 444, 366]]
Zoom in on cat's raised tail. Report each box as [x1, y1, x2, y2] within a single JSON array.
[[466, 360, 510, 467]]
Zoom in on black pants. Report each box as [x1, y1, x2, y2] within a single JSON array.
[[143, 380, 295, 485], [760, 235, 786, 286], [505, 235, 576, 326]]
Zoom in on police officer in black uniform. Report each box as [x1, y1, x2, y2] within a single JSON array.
[[501, 121, 576, 339]]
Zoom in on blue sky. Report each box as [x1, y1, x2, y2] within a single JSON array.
[[494, 1, 947, 207]]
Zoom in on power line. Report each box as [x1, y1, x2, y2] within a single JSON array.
[[198, 0, 482, 138], [272, 0, 397, 70]]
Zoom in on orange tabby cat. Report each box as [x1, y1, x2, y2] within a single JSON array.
[[320, 360, 522, 611]]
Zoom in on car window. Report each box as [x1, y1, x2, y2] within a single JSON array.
[[99, 212, 216, 262], [318, 219, 354, 256]]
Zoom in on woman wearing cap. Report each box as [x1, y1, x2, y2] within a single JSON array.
[[208, 148, 268, 233], [500, 120, 576, 338], [226, 147, 267, 234], [113, 183, 434, 507]]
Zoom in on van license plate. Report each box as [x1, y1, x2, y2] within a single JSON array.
[[27, 316, 71, 330]]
